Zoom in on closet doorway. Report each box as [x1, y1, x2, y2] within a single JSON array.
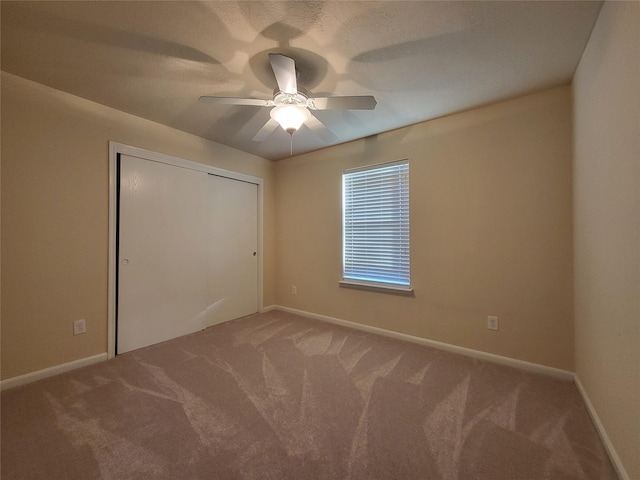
[[110, 145, 261, 355]]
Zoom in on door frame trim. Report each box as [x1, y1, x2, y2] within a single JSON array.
[[107, 141, 264, 359]]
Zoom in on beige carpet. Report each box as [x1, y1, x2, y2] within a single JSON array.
[[1, 310, 617, 479]]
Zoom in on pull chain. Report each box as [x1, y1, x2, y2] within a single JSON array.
[[290, 134, 293, 156]]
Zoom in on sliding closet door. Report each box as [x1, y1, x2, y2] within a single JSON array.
[[207, 174, 258, 325], [117, 154, 258, 354]]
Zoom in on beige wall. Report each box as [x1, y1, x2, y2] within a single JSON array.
[[275, 86, 574, 370], [573, 2, 640, 478], [1, 73, 276, 380]]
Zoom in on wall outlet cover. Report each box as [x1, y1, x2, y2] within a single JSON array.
[[73, 319, 87, 335]]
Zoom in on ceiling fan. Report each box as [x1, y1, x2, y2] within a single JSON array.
[[199, 53, 377, 141]]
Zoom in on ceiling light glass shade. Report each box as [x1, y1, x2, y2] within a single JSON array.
[[270, 105, 310, 134]]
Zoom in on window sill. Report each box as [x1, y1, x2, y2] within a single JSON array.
[[339, 279, 414, 296]]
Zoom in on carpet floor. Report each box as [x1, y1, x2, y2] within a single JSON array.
[[1, 310, 618, 479]]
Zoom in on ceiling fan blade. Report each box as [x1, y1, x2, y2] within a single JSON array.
[[305, 113, 338, 142], [199, 96, 271, 107], [252, 118, 280, 142], [309, 95, 377, 110], [269, 53, 298, 95]]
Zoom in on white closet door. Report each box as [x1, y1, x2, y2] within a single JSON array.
[[117, 155, 258, 354], [207, 174, 258, 325]]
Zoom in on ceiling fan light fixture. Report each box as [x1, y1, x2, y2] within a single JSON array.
[[270, 104, 310, 135]]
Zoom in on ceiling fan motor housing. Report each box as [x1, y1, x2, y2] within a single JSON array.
[[273, 90, 309, 108]]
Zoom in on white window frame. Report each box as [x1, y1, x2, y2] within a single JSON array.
[[340, 159, 412, 294]]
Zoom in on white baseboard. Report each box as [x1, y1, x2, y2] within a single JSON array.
[[274, 306, 574, 381], [1, 353, 108, 391], [574, 375, 630, 480]]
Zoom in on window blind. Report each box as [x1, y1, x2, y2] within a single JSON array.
[[342, 160, 410, 287]]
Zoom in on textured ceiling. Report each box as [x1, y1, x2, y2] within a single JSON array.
[[1, 1, 602, 161]]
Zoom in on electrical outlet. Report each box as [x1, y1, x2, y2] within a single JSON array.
[[292, 285, 297, 295], [73, 318, 87, 335], [487, 316, 499, 331]]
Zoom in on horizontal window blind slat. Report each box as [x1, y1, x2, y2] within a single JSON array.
[[344, 262, 410, 269]]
